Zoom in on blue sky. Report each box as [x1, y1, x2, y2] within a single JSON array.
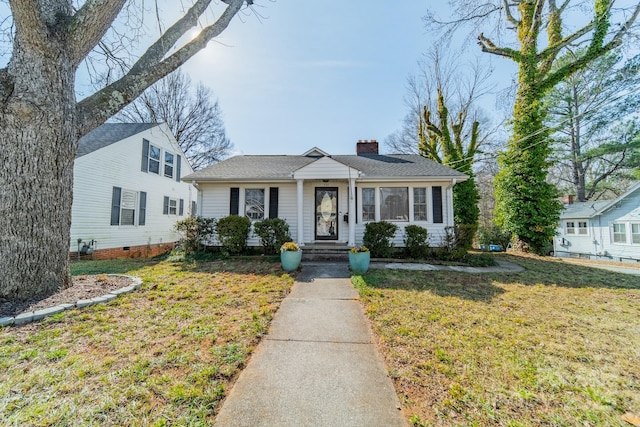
[[180, 1, 515, 156]]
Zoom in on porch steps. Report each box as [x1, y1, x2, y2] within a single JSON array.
[[301, 243, 350, 262]]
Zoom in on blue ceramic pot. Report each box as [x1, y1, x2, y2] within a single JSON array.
[[280, 250, 302, 272], [349, 251, 370, 274]]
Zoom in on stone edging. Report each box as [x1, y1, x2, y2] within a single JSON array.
[[0, 275, 143, 328]]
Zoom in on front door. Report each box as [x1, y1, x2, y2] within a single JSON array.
[[315, 187, 338, 240]]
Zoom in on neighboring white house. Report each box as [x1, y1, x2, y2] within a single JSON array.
[[183, 140, 467, 248], [71, 123, 196, 259], [554, 181, 640, 263]]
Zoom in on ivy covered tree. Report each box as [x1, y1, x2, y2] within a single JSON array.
[[418, 89, 481, 229], [427, 0, 640, 253]]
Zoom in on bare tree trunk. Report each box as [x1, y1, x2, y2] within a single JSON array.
[[0, 25, 76, 300]]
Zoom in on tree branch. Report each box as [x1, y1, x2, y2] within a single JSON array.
[[536, 21, 596, 63], [502, 0, 520, 26], [130, 0, 215, 74], [67, 0, 127, 66], [477, 33, 520, 60], [76, 0, 245, 134], [8, 0, 51, 52], [530, 0, 546, 39]]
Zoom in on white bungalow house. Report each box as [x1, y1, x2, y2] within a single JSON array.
[[554, 181, 640, 263], [71, 123, 196, 259], [183, 140, 467, 248]]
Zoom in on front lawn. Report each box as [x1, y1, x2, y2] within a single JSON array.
[[0, 258, 294, 426], [354, 254, 640, 426]]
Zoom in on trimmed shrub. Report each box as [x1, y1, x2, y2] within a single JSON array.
[[215, 215, 251, 255], [404, 225, 430, 259], [174, 216, 216, 254], [253, 218, 292, 254], [363, 221, 398, 258]]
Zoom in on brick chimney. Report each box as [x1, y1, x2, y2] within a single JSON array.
[[562, 194, 575, 204], [356, 139, 379, 155]]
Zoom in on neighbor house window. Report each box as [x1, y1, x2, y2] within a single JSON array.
[[380, 187, 408, 221], [632, 224, 640, 244], [245, 189, 265, 220], [613, 223, 627, 243], [163, 197, 179, 215], [164, 152, 174, 178], [148, 144, 161, 174], [566, 221, 576, 234], [362, 188, 375, 221], [577, 221, 588, 235], [413, 188, 427, 221], [111, 187, 145, 226]]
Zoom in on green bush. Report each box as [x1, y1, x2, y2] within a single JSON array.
[[174, 216, 216, 254], [477, 224, 512, 250], [253, 218, 292, 254], [404, 225, 430, 259], [363, 221, 398, 258], [215, 215, 251, 255], [439, 225, 477, 261]]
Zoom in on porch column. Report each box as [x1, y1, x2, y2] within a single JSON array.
[[296, 179, 304, 246], [348, 178, 356, 246]]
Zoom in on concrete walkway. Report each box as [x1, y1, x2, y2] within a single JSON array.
[[214, 264, 407, 427]]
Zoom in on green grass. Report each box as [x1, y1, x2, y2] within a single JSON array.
[[1, 258, 294, 426], [354, 253, 640, 426]]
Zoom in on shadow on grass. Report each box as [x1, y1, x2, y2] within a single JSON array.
[[490, 253, 640, 290], [357, 253, 640, 302], [359, 270, 506, 302], [70, 258, 162, 276]]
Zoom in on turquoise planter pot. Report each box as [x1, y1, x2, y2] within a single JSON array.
[[280, 250, 302, 272], [349, 251, 370, 274]]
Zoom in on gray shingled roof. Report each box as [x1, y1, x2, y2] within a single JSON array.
[[560, 201, 611, 219], [183, 153, 467, 181], [76, 123, 158, 158]]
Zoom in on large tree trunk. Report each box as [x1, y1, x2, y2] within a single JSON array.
[[0, 17, 77, 300]]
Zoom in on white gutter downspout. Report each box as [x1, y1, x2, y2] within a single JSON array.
[[447, 179, 457, 225]]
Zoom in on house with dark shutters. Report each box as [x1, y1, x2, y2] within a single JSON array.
[[70, 123, 195, 259], [183, 140, 467, 248]]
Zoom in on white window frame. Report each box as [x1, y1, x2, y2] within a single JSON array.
[[120, 189, 138, 226], [164, 152, 175, 178], [245, 188, 265, 221], [413, 187, 428, 222], [148, 144, 161, 175], [613, 223, 627, 244], [565, 221, 576, 235], [361, 188, 376, 222], [577, 221, 588, 235], [380, 187, 409, 222], [631, 223, 640, 245]]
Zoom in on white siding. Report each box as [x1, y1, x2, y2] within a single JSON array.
[[352, 181, 453, 247], [70, 124, 195, 251], [197, 178, 457, 248]]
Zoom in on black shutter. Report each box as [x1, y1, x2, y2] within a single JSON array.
[[176, 155, 182, 182], [355, 186, 358, 224], [141, 139, 149, 172], [139, 191, 147, 225], [163, 196, 169, 215], [111, 187, 121, 225], [432, 186, 443, 224], [230, 187, 239, 215], [269, 187, 279, 218], [179, 198, 184, 216]]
